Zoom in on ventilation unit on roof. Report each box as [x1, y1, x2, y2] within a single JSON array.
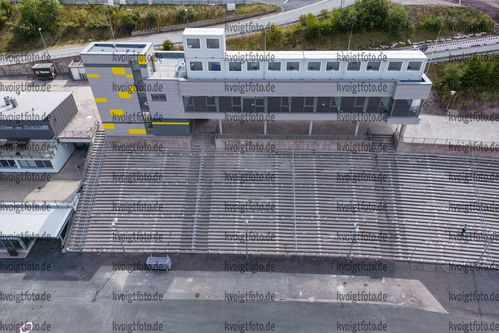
[[3, 96, 10, 106], [9, 97, 18, 108]]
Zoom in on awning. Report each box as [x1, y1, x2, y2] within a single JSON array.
[[0, 208, 74, 240]]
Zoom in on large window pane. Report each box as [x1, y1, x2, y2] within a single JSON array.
[[229, 62, 241, 71], [407, 62, 422, 71], [206, 39, 220, 49], [287, 62, 300, 71], [190, 62, 203, 71], [208, 62, 221, 71], [247, 62, 260, 71], [388, 62, 402, 71], [307, 62, 321, 71], [347, 62, 361, 71], [326, 62, 339, 71], [367, 62, 380, 71], [268, 62, 281, 71], [186, 38, 200, 49]]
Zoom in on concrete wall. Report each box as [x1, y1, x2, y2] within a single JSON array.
[[106, 136, 191, 149], [132, 10, 276, 37], [215, 137, 376, 151], [0, 56, 81, 76], [51, 143, 76, 173], [396, 141, 499, 159]]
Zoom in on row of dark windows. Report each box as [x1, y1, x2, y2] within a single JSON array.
[[183, 96, 422, 117], [189, 61, 422, 73], [0, 159, 53, 169]]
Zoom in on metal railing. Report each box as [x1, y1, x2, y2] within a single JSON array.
[[216, 133, 372, 141], [402, 136, 498, 147], [58, 126, 97, 139]]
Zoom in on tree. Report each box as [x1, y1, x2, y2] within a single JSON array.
[[163, 39, 174, 50], [387, 4, 411, 36], [0, 0, 13, 27], [304, 13, 321, 40], [461, 55, 485, 87], [266, 23, 283, 45], [17, 0, 62, 34], [439, 63, 463, 90], [354, 0, 389, 32]]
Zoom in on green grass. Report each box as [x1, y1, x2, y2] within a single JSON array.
[[0, 3, 278, 53]]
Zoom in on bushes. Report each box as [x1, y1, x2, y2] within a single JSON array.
[[387, 4, 411, 36], [301, 0, 412, 40], [353, 0, 388, 32], [437, 56, 499, 91], [266, 23, 283, 45], [421, 16, 444, 32], [85, 13, 109, 30], [163, 39, 174, 50], [16, 0, 62, 38], [0, 0, 12, 27], [176, 6, 197, 24]]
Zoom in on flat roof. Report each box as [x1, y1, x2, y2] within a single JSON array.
[[0, 91, 72, 119], [32, 63, 54, 69], [224, 50, 427, 60], [81, 42, 151, 54], [184, 28, 225, 36], [0, 207, 73, 239]]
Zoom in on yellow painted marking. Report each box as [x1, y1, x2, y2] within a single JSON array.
[[128, 129, 147, 135], [112, 67, 126, 75], [110, 109, 124, 116]]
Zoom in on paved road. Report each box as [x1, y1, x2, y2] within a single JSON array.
[[0, 0, 497, 62], [0, 239, 498, 332]]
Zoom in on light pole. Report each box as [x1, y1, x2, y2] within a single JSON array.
[[38, 28, 50, 58], [445, 90, 456, 112], [347, 222, 359, 261], [112, 218, 127, 256], [185, 8, 188, 26]]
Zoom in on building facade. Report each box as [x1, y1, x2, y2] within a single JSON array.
[[80, 28, 432, 137]]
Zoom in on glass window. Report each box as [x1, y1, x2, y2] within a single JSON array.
[[388, 62, 402, 71], [190, 61, 203, 71], [326, 62, 340, 71], [208, 62, 221, 71], [268, 62, 281, 71], [366, 62, 380, 71], [151, 94, 167, 102], [247, 62, 260, 71], [206, 39, 220, 49], [287, 62, 300, 71], [186, 38, 200, 49], [35, 160, 45, 168], [43, 160, 53, 168], [229, 62, 241, 71], [307, 62, 321, 71], [347, 62, 361, 71], [391, 99, 412, 117], [407, 62, 422, 71]]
